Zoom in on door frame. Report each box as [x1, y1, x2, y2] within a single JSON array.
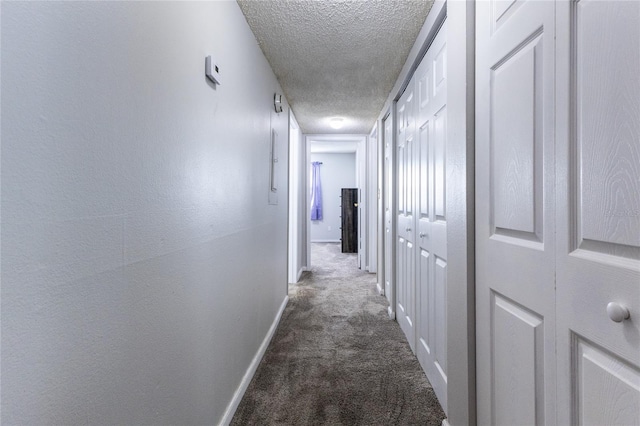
[[288, 111, 302, 284], [304, 134, 368, 270], [378, 109, 392, 300], [445, 2, 476, 425], [368, 124, 378, 274]]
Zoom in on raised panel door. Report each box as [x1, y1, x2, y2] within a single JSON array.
[[556, 1, 640, 424], [476, 1, 557, 424], [397, 83, 417, 346], [415, 21, 449, 414]]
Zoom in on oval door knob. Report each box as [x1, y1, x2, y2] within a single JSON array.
[[406, 227, 411, 232], [607, 302, 630, 323], [419, 233, 427, 238]]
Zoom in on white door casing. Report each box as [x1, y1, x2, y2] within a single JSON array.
[[357, 138, 367, 270], [415, 21, 449, 414], [369, 126, 378, 273], [396, 81, 417, 350], [476, 0, 557, 424], [288, 112, 300, 284], [556, 1, 640, 424], [384, 112, 395, 316], [377, 117, 386, 296], [304, 135, 367, 272]]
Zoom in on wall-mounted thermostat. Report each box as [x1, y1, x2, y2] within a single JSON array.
[[274, 94, 283, 113], [205, 56, 221, 85]]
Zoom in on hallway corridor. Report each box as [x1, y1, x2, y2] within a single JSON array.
[[4, 1, 639, 423], [231, 243, 445, 425]]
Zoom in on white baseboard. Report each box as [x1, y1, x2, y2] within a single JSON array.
[[442, 419, 450, 426], [219, 295, 289, 426], [296, 267, 308, 282], [376, 282, 384, 296], [310, 239, 340, 243], [387, 306, 396, 320]]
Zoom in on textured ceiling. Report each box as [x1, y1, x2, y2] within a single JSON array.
[[237, 0, 434, 134]]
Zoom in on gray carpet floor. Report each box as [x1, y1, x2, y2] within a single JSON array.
[[231, 243, 445, 425]]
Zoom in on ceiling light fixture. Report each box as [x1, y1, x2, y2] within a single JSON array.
[[329, 117, 345, 130]]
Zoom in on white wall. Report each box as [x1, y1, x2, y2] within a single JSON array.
[[1, 2, 289, 424], [309, 153, 356, 242]]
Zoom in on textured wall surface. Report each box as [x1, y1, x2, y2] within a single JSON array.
[[237, 0, 434, 134], [310, 153, 357, 242], [1, 2, 288, 424]]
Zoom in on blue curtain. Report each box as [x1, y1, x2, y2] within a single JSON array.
[[310, 162, 323, 220]]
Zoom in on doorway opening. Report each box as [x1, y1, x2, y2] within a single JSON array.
[[303, 134, 373, 274]]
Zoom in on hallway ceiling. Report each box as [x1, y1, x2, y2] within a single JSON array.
[[237, 0, 434, 134]]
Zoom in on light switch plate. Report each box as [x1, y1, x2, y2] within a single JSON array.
[[205, 55, 221, 85]]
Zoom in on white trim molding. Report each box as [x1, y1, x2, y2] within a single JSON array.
[[296, 267, 308, 282], [219, 295, 289, 425]]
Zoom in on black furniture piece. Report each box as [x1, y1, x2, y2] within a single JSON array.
[[340, 188, 358, 253]]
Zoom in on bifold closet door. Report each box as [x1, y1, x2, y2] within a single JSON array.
[[414, 21, 448, 414], [555, 1, 640, 424], [394, 21, 450, 412], [477, 1, 640, 424], [476, 1, 557, 424], [396, 76, 417, 350]]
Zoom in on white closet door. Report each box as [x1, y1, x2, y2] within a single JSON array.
[[415, 21, 448, 414], [396, 81, 417, 350], [556, 1, 640, 425], [476, 1, 557, 424]]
